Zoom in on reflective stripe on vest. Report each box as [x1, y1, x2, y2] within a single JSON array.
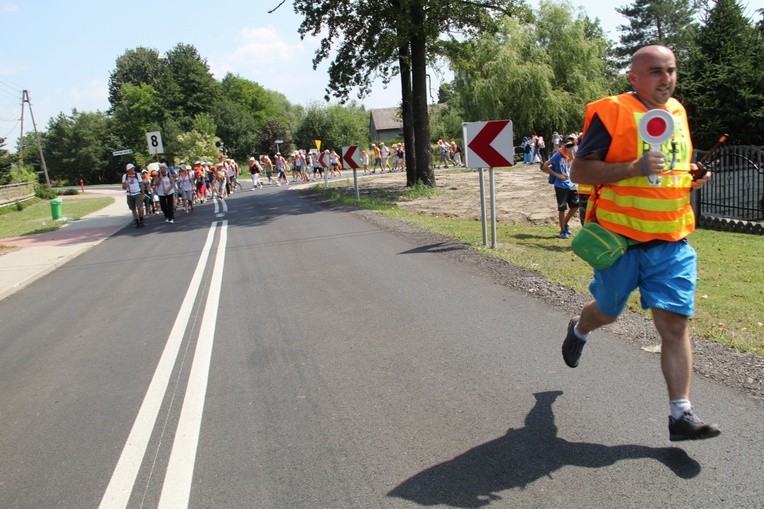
[[582, 93, 694, 242]]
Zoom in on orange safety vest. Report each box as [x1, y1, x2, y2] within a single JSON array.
[[581, 93, 694, 242]]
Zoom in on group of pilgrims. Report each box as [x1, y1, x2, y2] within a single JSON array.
[[121, 145, 408, 229]]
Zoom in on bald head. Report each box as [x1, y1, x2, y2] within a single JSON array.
[[631, 45, 676, 73], [628, 45, 677, 109]]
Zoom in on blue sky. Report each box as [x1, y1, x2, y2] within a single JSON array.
[[1, 0, 761, 149]]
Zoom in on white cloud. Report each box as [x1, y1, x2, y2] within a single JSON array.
[[209, 26, 312, 81], [207, 24, 403, 109]]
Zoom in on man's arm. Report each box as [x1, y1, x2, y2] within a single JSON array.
[[571, 150, 674, 185], [570, 111, 666, 185]]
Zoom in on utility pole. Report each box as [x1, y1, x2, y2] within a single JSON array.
[[19, 93, 25, 166], [21, 90, 50, 186]]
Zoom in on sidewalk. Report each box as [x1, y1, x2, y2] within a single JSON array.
[[0, 189, 132, 301]]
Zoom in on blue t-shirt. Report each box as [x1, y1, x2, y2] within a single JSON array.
[[548, 151, 575, 190]]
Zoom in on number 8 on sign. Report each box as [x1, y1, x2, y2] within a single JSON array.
[[146, 131, 165, 155]]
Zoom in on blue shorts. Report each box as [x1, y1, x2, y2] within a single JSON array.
[[590, 239, 697, 318]]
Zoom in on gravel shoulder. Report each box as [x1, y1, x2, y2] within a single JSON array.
[[302, 166, 763, 402]]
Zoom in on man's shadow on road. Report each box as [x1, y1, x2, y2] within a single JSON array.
[[387, 391, 700, 508]]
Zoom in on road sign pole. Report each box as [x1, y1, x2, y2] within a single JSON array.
[[489, 167, 497, 249], [479, 168, 487, 247], [353, 168, 359, 200]]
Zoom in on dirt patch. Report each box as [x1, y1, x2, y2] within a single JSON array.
[[353, 164, 567, 226], [308, 166, 764, 402]]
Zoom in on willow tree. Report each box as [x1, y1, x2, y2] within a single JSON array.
[[288, 0, 523, 186], [451, 1, 611, 139]]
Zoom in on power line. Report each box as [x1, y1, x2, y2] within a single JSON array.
[[2, 120, 20, 140]]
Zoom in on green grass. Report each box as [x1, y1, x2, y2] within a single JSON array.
[[307, 183, 764, 357], [0, 197, 114, 238]]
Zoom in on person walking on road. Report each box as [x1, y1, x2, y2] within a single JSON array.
[[153, 163, 176, 223], [562, 45, 719, 442], [178, 165, 195, 213], [249, 156, 264, 189], [121, 163, 146, 228]]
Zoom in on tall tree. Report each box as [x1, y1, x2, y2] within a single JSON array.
[[159, 43, 220, 131], [220, 73, 282, 126], [451, 2, 611, 139], [107, 47, 164, 113], [290, 0, 522, 186], [679, 0, 764, 147], [111, 83, 163, 157], [614, 0, 701, 67], [43, 110, 117, 184]]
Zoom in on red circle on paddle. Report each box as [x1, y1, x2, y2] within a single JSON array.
[[646, 117, 667, 137]]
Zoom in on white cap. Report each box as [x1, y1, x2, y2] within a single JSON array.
[[126, 163, 135, 170]]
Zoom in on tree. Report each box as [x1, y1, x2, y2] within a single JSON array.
[[679, 0, 764, 147], [220, 73, 283, 126], [107, 47, 164, 112], [213, 98, 260, 162], [290, 0, 522, 186], [0, 137, 14, 181], [257, 119, 291, 156], [174, 130, 220, 165], [111, 83, 163, 156], [450, 2, 611, 140], [159, 43, 220, 131], [42, 110, 116, 184], [293, 102, 367, 152], [614, 0, 701, 67], [293, 102, 331, 151]]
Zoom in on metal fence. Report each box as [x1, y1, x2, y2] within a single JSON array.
[[693, 145, 764, 234]]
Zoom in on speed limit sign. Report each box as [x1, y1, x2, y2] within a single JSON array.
[[146, 131, 164, 155]]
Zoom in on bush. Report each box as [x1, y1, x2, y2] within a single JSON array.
[[60, 188, 79, 195], [35, 184, 57, 199], [0, 163, 38, 185]]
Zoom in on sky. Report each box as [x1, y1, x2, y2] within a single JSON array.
[[1, 0, 762, 150]]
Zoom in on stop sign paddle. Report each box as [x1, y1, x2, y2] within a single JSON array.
[[638, 109, 674, 185]]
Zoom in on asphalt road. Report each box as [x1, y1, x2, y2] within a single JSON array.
[[0, 182, 762, 508]]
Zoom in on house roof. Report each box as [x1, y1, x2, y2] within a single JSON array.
[[370, 108, 402, 131]]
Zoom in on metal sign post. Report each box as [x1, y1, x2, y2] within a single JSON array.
[[463, 120, 514, 249], [489, 167, 497, 249], [479, 168, 487, 246]]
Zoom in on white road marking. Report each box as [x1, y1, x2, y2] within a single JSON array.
[[99, 222, 220, 509], [212, 197, 228, 216], [158, 220, 227, 508]]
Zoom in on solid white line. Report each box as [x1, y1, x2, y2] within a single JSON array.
[[99, 222, 219, 509], [158, 220, 228, 508]]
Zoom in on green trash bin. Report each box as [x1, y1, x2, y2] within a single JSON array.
[[50, 197, 63, 220]]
